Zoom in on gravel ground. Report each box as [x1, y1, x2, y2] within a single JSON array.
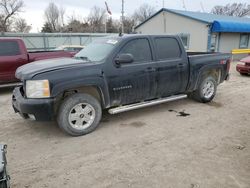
[[0, 62, 249, 188]]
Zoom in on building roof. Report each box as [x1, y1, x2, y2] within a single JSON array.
[[135, 8, 250, 33]]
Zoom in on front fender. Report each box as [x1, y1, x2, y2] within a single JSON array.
[[51, 77, 110, 108]]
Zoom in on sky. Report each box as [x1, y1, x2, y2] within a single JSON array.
[[20, 0, 250, 32]]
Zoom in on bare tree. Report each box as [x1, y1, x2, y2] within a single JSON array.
[[41, 22, 53, 33], [13, 17, 31, 33], [211, 3, 250, 17], [87, 6, 106, 33], [0, 0, 24, 32], [123, 16, 135, 33], [106, 18, 119, 33], [59, 6, 65, 28], [44, 2, 62, 32], [133, 4, 156, 24]]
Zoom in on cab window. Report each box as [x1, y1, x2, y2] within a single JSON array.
[[0, 41, 21, 56], [119, 39, 152, 62], [154, 37, 181, 60]]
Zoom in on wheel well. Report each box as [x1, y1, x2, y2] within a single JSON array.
[[54, 86, 103, 116], [63, 86, 102, 103], [202, 69, 221, 84]]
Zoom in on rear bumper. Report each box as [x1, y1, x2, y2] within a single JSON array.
[[236, 64, 250, 74], [12, 87, 55, 121]]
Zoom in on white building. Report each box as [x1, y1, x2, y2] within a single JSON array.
[[135, 8, 250, 53]]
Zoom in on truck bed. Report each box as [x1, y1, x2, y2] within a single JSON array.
[[187, 52, 231, 92]]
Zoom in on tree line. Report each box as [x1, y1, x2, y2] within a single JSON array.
[[0, 0, 250, 33], [41, 3, 156, 33]]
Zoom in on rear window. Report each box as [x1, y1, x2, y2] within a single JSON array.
[[0, 41, 21, 56], [154, 37, 181, 60]]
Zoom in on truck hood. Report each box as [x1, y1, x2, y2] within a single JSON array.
[[16, 57, 92, 80]]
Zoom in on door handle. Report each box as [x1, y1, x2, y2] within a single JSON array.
[[177, 63, 185, 68], [145, 67, 156, 72]]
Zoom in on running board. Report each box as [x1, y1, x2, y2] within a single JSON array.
[[0, 82, 22, 88], [108, 94, 187, 115]]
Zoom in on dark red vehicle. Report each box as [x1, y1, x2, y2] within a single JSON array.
[[0, 38, 74, 86], [236, 56, 250, 75]]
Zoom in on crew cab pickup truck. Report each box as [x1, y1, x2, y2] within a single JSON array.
[[0, 38, 74, 86], [12, 35, 231, 136], [236, 55, 250, 75]]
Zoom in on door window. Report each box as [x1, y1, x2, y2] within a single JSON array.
[[154, 37, 181, 60], [119, 39, 152, 62], [0, 41, 21, 56]]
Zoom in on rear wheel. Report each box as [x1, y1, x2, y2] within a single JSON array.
[[57, 93, 102, 136], [191, 76, 217, 103]]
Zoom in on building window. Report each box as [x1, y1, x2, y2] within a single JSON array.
[[178, 33, 190, 49], [210, 34, 218, 52], [239, 34, 249, 48]]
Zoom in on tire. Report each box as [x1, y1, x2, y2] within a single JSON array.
[[240, 73, 248, 76], [191, 76, 217, 103], [57, 93, 102, 136]]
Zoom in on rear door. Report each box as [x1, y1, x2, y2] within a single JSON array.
[[108, 38, 157, 106], [0, 40, 28, 83], [153, 37, 189, 97]]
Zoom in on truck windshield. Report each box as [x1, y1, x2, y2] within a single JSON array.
[[74, 38, 118, 62]]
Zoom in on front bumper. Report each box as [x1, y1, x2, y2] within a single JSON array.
[[12, 87, 55, 121], [236, 64, 250, 74]]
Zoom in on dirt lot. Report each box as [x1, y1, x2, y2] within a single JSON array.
[[0, 62, 249, 188]]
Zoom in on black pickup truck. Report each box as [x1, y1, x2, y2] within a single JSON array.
[[12, 35, 231, 136]]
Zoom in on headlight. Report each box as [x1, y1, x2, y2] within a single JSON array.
[[237, 62, 245, 66], [26, 80, 50, 98]]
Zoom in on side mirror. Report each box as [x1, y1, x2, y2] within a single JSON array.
[[115, 53, 134, 66]]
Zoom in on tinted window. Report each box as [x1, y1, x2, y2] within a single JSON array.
[[120, 39, 152, 62], [0, 41, 21, 56], [155, 38, 181, 60], [239, 34, 249, 49]]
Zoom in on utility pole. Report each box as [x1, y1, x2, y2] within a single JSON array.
[[162, 0, 165, 8], [200, 2, 205, 12], [121, 0, 124, 33], [182, 0, 187, 10]]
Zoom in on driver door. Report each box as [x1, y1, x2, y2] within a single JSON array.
[[107, 38, 157, 106]]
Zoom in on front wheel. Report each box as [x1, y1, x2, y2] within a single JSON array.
[[240, 73, 248, 76], [191, 76, 217, 103], [57, 93, 102, 136]]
